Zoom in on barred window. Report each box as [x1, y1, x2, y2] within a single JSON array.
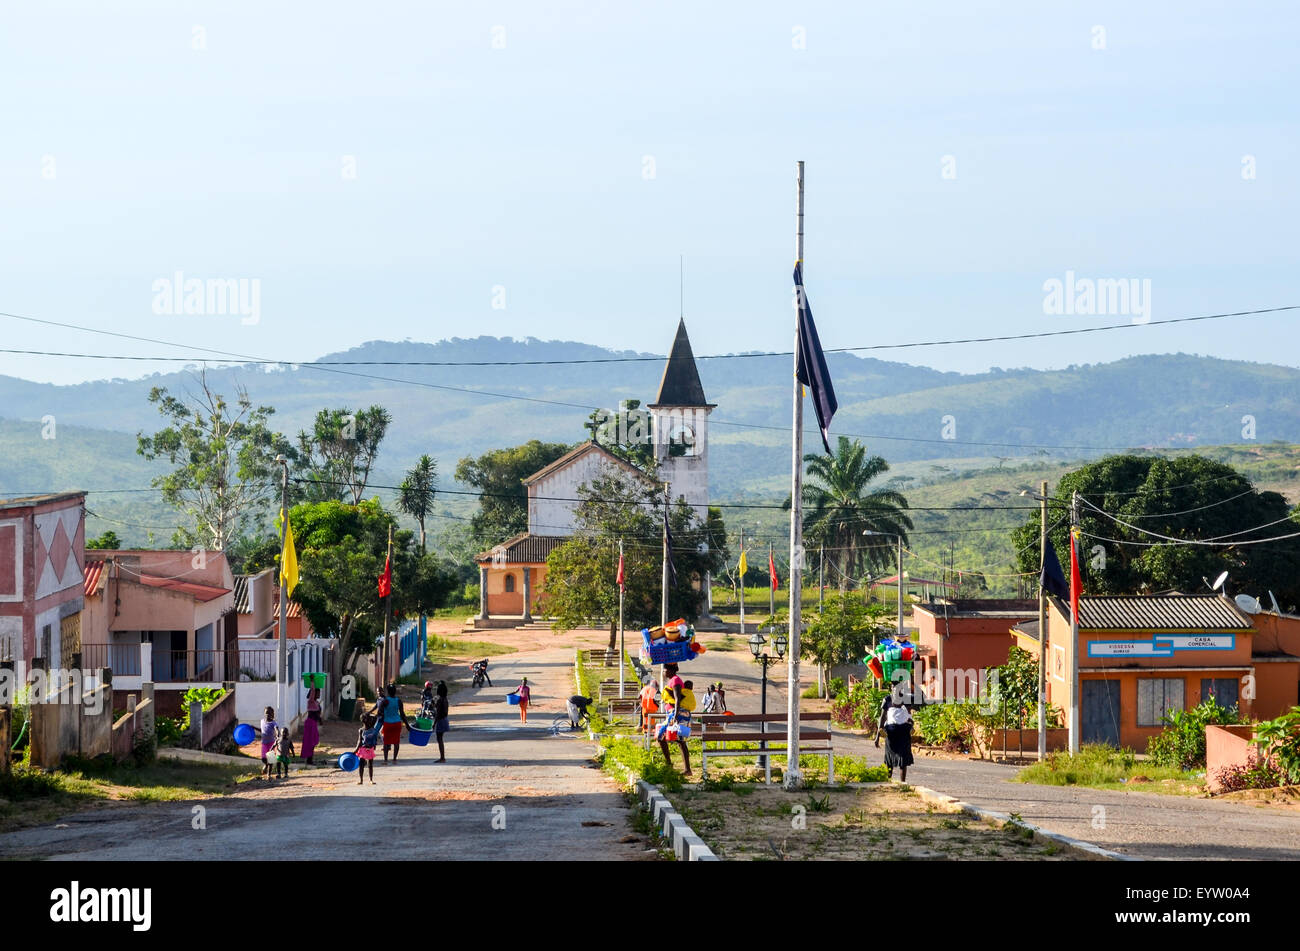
[[1137, 678, 1185, 726]]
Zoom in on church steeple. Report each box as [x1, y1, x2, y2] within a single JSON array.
[[649, 318, 715, 409]]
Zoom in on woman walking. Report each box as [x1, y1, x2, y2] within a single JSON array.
[[433, 681, 450, 762], [880, 694, 915, 783], [514, 676, 531, 724], [301, 686, 321, 765], [370, 682, 410, 763]]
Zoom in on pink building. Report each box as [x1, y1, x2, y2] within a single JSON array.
[[0, 492, 87, 668]]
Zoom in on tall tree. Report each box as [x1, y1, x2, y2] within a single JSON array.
[[136, 372, 293, 550], [1012, 454, 1300, 608], [396, 454, 438, 553], [454, 440, 572, 544], [583, 398, 655, 469], [294, 405, 392, 504], [790, 436, 913, 590], [286, 498, 456, 673], [545, 466, 726, 647]]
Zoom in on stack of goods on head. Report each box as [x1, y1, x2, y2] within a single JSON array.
[[640, 618, 706, 664], [864, 637, 915, 683]]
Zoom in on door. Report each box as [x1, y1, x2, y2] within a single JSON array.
[[1081, 679, 1122, 746]]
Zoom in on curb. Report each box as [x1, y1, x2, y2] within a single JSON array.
[[909, 784, 1139, 861], [636, 779, 720, 861]]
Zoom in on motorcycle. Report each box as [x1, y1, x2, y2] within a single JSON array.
[[470, 659, 492, 688]]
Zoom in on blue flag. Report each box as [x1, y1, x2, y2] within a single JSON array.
[[794, 262, 838, 454], [1041, 537, 1070, 602]]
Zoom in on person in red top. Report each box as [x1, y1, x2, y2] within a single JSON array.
[[655, 663, 692, 776]]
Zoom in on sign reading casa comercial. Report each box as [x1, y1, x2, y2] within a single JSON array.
[[1087, 634, 1236, 658]]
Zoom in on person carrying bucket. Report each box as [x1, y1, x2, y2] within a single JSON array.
[[301, 686, 321, 766], [655, 663, 692, 776], [259, 706, 278, 778], [369, 682, 410, 763], [433, 681, 450, 763], [514, 677, 531, 723]]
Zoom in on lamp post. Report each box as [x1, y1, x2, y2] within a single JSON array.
[[749, 629, 787, 773]]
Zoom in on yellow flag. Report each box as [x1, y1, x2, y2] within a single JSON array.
[[279, 509, 299, 597], [738, 547, 748, 578]]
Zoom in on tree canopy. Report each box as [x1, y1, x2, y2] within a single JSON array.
[[454, 439, 572, 545], [136, 372, 293, 550], [1012, 454, 1300, 609], [293, 405, 392, 504], [545, 466, 727, 645]]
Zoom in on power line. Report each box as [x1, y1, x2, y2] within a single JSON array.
[[3, 303, 1294, 365]]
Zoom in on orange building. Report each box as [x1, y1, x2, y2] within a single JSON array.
[[1012, 594, 1300, 751], [912, 599, 1038, 699]]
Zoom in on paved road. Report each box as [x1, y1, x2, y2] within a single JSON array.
[[687, 644, 1300, 860], [0, 649, 653, 861]]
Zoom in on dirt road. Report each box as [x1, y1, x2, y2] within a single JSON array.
[[0, 648, 654, 861]]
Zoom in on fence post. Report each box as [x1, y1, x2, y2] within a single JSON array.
[[189, 700, 203, 748], [140, 682, 156, 738], [140, 641, 153, 682]]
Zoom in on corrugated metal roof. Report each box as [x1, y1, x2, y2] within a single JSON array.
[[83, 560, 104, 598], [477, 532, 568, 565], [136, 574, 231, 603], [1077, 595, 1252, 631]]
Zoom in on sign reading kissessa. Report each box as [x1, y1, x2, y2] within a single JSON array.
[[1087, 634, 1235, 658]]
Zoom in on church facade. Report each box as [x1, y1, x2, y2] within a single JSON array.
[[473, 319, 714, 625]]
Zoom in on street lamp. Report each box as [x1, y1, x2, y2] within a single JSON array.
[[750, 630, 787, 771]]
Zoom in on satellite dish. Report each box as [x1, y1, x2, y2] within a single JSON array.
[[1211, 571, 1229, 591], [1270, 591, 1282, 614], [696, 542, 709, 554], [1235, 594, 1261, 615]]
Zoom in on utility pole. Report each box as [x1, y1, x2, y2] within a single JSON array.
[[769, 542, 775, 618], [618, 537, 626, 699], [1068, 491, 1080, 755], [661, 482, 670, 628], [276, 455, 289, 719], [897, 535, 904, 640], [818, 541, 824, 613], [1037, 480, 1048, 762]]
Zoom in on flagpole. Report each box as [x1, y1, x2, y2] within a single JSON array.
[[1037, 480, 1048, 762], [738, 531, 746, 637], [785, 159, 806, 790], [1068, 492, 1080, 754], [768, 543, 775, 618], [618, 537, 626, 699], [383, 524, 393, 686], [276, 455, 288, 721]]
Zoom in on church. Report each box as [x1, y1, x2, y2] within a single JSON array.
[[473, 319, 714, 626]]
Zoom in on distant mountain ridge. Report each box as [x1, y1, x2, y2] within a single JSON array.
[[3, 338, 1300, 505]]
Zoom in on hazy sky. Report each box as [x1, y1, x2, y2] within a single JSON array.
[[1, 1, 1295, 387]]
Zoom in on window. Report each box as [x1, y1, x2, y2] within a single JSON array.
[[1137, 678, 1185, 726], [1201, 678, 1239, 711], [504, 574, 515, 593]]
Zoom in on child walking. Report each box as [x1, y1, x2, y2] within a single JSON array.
[[273, 726, 295, 779], [515, 677, 531, 723], [355, 713, 379, 785], [259, 706, 278, 779]]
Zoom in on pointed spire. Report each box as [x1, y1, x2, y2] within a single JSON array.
[[649, 318, 714, 408]]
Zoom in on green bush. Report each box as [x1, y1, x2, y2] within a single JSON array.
[[1252, 706, 1300, 785], [830, 682, 888, 730], [1147, 698, 1241, 770], [914, 701, 987, 751], [827, 677, 846, 699], [156, 716, 183, 747]]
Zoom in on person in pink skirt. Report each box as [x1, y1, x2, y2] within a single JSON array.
[[301, 687, 321, 765], [354, 713, 379, 785]]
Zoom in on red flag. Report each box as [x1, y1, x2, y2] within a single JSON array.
[[378, 554, 392, 599], [1069, 528, 1083, 625], [769, 551, 779, 591], [616, 552, 625, 590]]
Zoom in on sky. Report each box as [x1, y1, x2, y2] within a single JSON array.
[[0, 0, 1295, 387]]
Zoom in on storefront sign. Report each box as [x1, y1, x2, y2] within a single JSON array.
[[1087, 633, 1235, 658]]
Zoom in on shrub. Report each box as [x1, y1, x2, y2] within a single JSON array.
[[156, 716, 183, 747], [830, 682, 887, 730], [1147, 698, 1241, 770], [1253, 707, 1300, 785], [827, 677, 846, 699], [914, 701, 988, 752], [1213, 754, 1285, 793]]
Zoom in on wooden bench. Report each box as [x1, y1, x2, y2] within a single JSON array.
[[699, 712, 834, 784], [581, 649, 622, 667], [606, 697, 639, 719]]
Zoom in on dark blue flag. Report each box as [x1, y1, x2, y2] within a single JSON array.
[[1041, 537, 1070, 602], [794, 262, 839, 454]]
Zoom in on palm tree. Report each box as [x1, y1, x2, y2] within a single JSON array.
[[796, 436, 912, 591], [397, 455, 438, 553]]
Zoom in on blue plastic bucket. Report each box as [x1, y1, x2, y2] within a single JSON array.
[[233, 723, 256, 746], [338, 752, 359, 772], [407, 727, 433, 747], [507, 693, 521, 705]]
